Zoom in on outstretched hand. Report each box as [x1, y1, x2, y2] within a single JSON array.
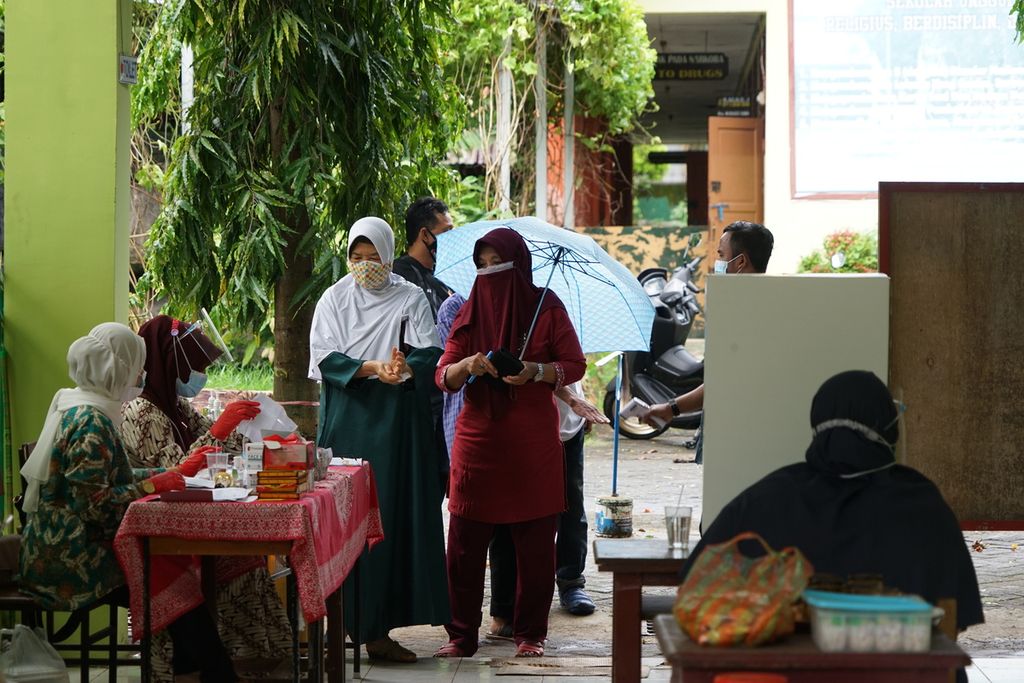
[[643, 403, 674, 427], [570, 397, 609, 424]]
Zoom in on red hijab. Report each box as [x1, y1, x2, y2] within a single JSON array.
[[138, 315, 223, 452], [448, 228, 565, 416]]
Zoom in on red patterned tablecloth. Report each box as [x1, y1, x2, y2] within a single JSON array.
[[114, 465, 383, 639]]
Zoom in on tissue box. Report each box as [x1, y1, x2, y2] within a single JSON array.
[[263, 439, 315, 470]]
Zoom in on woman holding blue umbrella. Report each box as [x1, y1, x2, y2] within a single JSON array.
[[433, 228, 586, 659]]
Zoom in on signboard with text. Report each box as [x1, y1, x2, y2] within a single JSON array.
[[792, 0, 1024, 196], [655, 53, 728, 81]]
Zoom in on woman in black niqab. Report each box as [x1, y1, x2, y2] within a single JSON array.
[[681, 371, 982, 639]]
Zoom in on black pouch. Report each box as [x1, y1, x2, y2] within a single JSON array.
[[479, 348, 525, 388], [489, 348, 525, 377]]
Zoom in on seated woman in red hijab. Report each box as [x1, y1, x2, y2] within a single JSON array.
[[433, 228, 586, 658]]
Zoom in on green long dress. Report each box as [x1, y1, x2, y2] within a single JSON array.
[[316, 347, 450, 641]]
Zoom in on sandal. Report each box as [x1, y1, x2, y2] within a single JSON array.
[[433, 641, 469, 658], [484, 623, 514, 641], [366, 637, 417, 663], [515, 641, 544, 657]]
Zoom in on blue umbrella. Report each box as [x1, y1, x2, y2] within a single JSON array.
[[435, 217, 655, 498], [434, 217, 654, 354]]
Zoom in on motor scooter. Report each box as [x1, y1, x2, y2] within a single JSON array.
[[603, 235, 704, 440]]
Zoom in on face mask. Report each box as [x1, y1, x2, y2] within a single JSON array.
[[176, 370, 208, 398], [425, 231, 439, 261], [120, 371, 147, 403], [476, 262, 514, 276], [713, 254, 743, 274], [349, 260, 393, 290], [812, 418, 897, 478]]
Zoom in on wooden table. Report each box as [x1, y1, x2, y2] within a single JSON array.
[[116, 466, 383, 683], [143, 538, 337, 683], [653, 614, 971, 682], [593, 539, 688, 683]]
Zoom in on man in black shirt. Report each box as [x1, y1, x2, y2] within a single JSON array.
[[394, 197, 455, 495], [393, 197, 454, 321]]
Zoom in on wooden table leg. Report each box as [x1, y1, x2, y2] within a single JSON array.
[[612, 572, 642, 683], [142, 538, 151, 683], [200, 556, 217, 618], [352, 552, 361, 677], [289, 573, 301, 683], [327, 586, 343, 683]]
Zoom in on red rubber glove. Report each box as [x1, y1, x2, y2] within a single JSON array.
[[145, 471, 185, 494], [178, 445, 220, 478], [210, 400, 261, 441]]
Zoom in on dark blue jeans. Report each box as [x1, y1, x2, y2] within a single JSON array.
[[490, 427, 588, 620]]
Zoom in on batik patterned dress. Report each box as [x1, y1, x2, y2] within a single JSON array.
[[20, 405, 159, 610], [121, 397, 292, 678]]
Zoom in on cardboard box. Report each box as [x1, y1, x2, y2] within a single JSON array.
[[262, 439, 315, 470]]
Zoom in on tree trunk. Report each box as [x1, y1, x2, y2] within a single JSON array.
[[270, 98, 318, 438], [273, 221, 319, 438]]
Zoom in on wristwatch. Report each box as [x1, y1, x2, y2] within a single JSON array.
[[141, 480, 156, 494], [670, 401, 681, 416], [533, 363, 545, 382]]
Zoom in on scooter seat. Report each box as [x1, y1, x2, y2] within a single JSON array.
[[631, 374, 677, 404], [654, 347, 703, 379]]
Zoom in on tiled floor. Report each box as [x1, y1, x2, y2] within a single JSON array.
[[63, 655, 1024, 682], [67, 656, 674, 682]]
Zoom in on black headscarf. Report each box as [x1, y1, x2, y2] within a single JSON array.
[[681, 370, 983, 639], [805, 370, 898, 478]]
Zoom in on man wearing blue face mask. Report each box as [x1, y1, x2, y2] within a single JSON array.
[[644, 221, 774, 464]]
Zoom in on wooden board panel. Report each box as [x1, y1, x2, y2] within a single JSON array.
[[882, 183, 1024, 526]]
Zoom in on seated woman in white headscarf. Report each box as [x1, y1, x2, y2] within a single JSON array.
[[18, 322, 239, 682], [309, 217, 450, 662]]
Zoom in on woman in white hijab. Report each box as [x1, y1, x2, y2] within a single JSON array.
[[19, 322, 239, 682], [309, 217, 450, 662]]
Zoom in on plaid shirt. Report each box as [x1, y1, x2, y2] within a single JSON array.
[[437, 292, 467, 453]]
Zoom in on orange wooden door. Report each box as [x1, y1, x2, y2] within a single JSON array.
[[706, 116, 764, 271]]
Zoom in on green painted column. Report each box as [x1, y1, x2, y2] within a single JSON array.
[[5, 0, 132, 464]]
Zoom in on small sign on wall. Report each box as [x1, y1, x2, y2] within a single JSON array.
[[717, 96, 752, 117], [119, 55, 138, 85], [655, 53, 728, 81]]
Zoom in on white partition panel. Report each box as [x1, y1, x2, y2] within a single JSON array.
[[701, 274, 889, 530]]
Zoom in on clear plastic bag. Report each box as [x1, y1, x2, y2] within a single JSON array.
[[0, 624, 70, 683], [236, 394, 298, 442]]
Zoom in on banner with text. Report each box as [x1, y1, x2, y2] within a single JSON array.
[[792, 0, 1024, 196]]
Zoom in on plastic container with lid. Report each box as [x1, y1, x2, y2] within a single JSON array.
[[803, 589, 940, 653]]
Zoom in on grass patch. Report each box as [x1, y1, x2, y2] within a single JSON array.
[[583, 353, 618, 407], [207, 362, 275, 392]]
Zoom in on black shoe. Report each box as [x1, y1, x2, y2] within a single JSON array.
[[559, 587, 596, 616]]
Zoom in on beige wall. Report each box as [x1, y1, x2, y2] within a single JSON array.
[[702, 274, 889, 528], [641, 0, 878, 273]]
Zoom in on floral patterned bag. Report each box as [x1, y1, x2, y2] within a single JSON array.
[[674, 531, 813, 646]]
